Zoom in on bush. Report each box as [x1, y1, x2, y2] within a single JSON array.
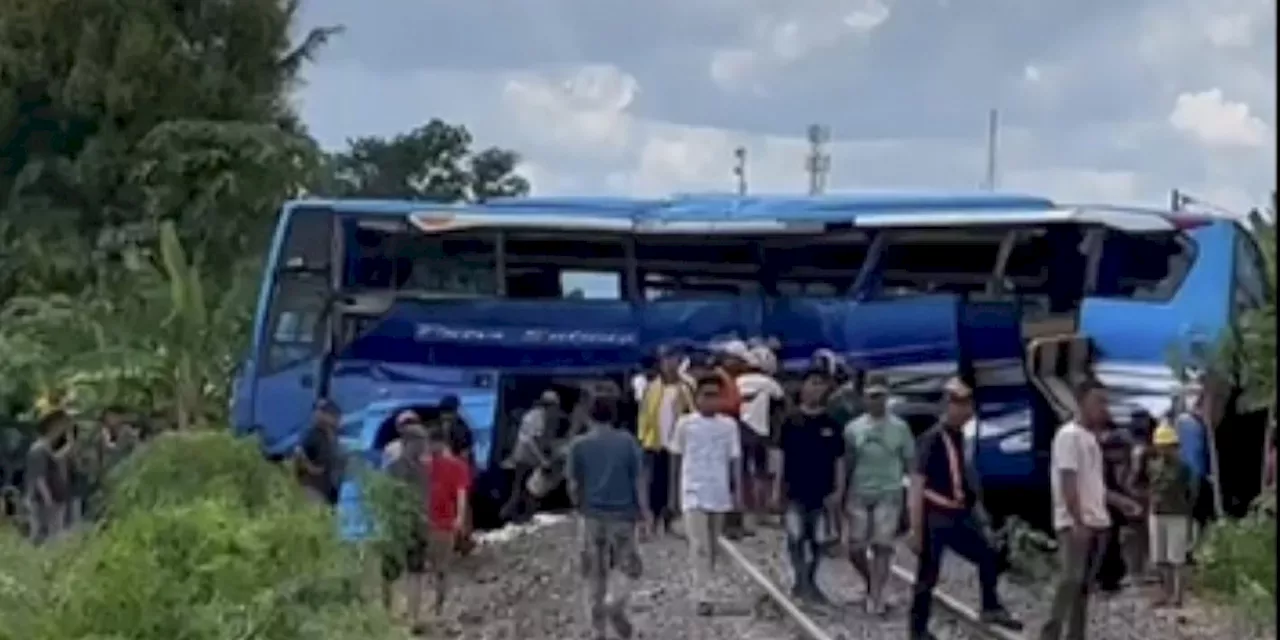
[[0, 431, 400, 640], [1196, 491, 1277, 628]]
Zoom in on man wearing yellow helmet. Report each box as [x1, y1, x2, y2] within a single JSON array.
[[1144, 421, 1197, 608]]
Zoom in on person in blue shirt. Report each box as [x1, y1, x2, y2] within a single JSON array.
[[1173, 389, 1214, 558]]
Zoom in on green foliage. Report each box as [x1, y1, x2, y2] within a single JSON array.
[[1195, 491, 1277, 628], [0, 431, 400, 640], [315, 118, 531, 202], [0, 222, 255, 425], [0, 0, 340, 424], [349, 460, 425, 560], [995, 516, 1059, 593], [1221, 213, 1277, 411], [103, 432, 297, 518]]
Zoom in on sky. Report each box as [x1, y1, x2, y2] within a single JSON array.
[[295, 0, 1276, 214]]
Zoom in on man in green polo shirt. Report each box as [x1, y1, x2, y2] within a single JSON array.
[[843, 375, 913, 615]]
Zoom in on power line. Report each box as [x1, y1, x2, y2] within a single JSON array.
[[805, 124, 831, 196]]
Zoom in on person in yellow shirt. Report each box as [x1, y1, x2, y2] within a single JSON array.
[[635, 345, 694, 535]]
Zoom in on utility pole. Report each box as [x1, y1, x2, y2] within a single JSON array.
[[983, 109, 999, 191], [733, 147, 748, 195], [805, 124, 831, 196]]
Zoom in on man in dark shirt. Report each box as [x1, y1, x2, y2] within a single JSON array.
[[26, 410, 72, 543], [438, 395, 473, 466], [566, 387, 648, 640], [775, 368, 845, 603], [1097, 424, 1141, 592], [908, 378, 1021, 640], [294, 398, 342, 506]]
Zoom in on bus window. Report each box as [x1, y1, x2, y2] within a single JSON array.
[[348, 226, 498, 295], [876, 229, 1006, 296], [504, 234, 627, 299], [263, 278, 327, 373], [1092, 231, 1195, 301], [560, 270, 622, 300], [766, 233, 869, 297], [1234, 231, 1269, 310], [637, 236, 760, 299], [279, 206, 333, 272]]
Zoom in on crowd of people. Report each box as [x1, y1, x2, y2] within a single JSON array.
[[285, 334, 1233, 640], [560, 339, 1022, 640], [17, 405, 142, 542], [560, 338, 1225, 640]]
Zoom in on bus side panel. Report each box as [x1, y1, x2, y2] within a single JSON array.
[[959, 301, 1035, 485], [640, 299, 764, 349], [841, 296, 963, 426], [1081, 223, 1233, 417], [342, 300, 640, 371]]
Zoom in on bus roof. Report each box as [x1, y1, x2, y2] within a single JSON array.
[[288, 190, 1201, 234]]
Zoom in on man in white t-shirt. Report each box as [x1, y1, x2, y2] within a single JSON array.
[[1041, 379, 1114, 640], [737, 345, 785, 525], [670, 375, 743, 615]]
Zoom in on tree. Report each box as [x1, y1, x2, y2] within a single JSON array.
[[317, 118, 530, 202], [0, 0, 338, 300], [0, 0, 337, 422]]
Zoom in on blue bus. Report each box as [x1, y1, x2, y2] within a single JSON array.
[[229, 192, 1267, 530]]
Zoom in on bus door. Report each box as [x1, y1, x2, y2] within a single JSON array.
[[238, 204, 340, 455], [957, 300, 1036, 485]]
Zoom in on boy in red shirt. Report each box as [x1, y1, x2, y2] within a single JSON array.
[[423, 425, 471, 622]]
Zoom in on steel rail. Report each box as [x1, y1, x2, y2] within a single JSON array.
[[717, 535, 837, 640]]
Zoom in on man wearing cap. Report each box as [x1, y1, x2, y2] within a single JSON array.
[[295, 399, 343, 506], [379, 418, 431, 633], [737, 344, 785, 527], [500, 390, 560, 523], [383, 409, 423, 468], [636, 346, 693, 535], [843, 374, 914, 616], [908, 377, 1021, 640]]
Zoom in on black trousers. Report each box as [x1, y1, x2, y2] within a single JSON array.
[[644, 449, 673, 528], [910, 510, 1003, 638]]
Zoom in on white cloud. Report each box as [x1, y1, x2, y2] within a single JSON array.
[[1206, 13, 1258, 48], [501, 64, 638, 154], [499, 65, 1191, 206], [709, 0, 892, 92], [1168, 89, 1271, 149]]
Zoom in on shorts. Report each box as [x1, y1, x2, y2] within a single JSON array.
[[1149, 514, 1190, 566], [578, 516, 642, 580], [846, 492, 903, 548], [381, 528, 455, 581], [739, 424, 770, 477]]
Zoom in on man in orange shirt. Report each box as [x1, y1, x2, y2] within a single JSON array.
[[712, 340, 750, 539]]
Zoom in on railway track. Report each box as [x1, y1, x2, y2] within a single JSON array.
[[718, 534, 1019, 640], [719, 527, 1243, 640]]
